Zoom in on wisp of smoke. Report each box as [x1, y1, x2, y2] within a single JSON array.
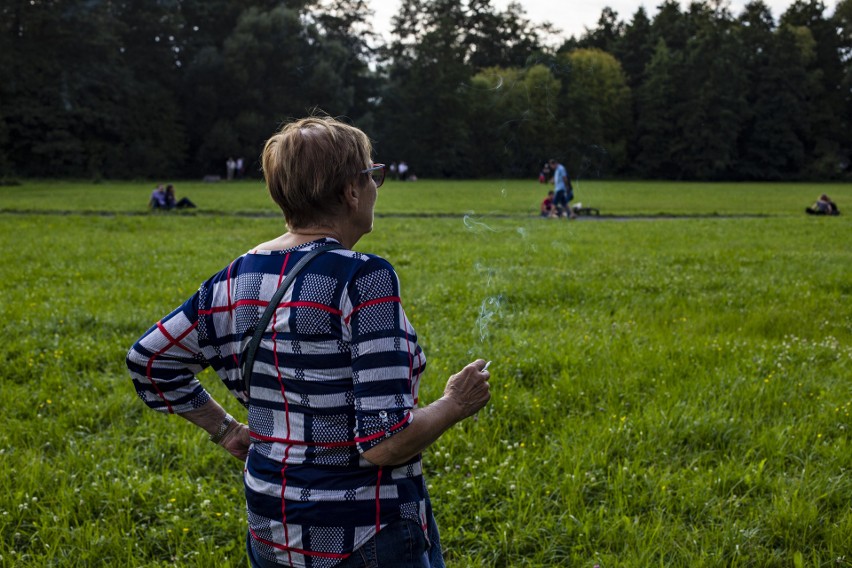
[[473, 262, 497, 287], [476, 295, 504, 343], [463, 214, 497, 234], [461, 75, 505, 92]]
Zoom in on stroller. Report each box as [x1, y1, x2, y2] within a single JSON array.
[[570, 202, 600, 216]]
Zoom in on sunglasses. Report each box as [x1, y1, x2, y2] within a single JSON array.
[[361, 163, 386, 189]]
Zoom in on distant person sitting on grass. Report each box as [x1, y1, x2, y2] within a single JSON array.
[[540, 190, 556, 218], [165, 184, 197, 209], [805, 194, 840, 216], [149, 184, 167, 210]]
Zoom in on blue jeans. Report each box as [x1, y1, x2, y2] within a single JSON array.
[[247, 510, 444, 568]]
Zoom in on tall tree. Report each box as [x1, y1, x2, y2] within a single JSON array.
[[558, 49, 631, 175], [577, 7, 624, 53], [311, 0, 379, 125], [781, 0, 848, 176], [466, 66, 527, 176], [177, 0, 376, 176], [465, 0, 544, 70], [735, 1, 809, 178], [652, 0, 691, 51], [614, 7, 655, 89], [837, 0, 852, 173], [376, 0, 473, 176], [110, 0, 188, 177], [634, 39, 681, 178], [673, 3, 747, 179], [0, 1, 187, 178], [466, 63, 562, 176]]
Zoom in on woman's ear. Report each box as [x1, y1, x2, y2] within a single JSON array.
[[342, 182, 360, 210]]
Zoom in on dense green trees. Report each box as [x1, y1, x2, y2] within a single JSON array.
[[0, 0, 849, 180], [580, 0, 850, 179]]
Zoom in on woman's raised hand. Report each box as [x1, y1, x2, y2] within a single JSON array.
[[443, 359, 491, 420]]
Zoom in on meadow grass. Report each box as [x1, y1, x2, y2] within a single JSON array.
[[1, 178, 850, 217], [0, 180, 850, 567]]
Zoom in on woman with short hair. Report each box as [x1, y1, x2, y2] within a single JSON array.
[[127, 116, 491, 567]]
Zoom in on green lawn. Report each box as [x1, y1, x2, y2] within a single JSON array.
[[1, 180, 850, 566], [1, 178, 849, 216]]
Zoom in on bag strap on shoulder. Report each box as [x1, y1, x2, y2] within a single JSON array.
[[241, 242, 343, 395]]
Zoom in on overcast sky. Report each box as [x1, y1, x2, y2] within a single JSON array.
[[368, 0, 824, 43]]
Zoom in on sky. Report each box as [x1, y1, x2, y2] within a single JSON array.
[[368, 0, 811, 43]]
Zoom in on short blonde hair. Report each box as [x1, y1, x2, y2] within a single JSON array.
[[262, 116, 373, 229]]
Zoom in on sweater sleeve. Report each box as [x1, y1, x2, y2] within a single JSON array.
[[346, 256, 419, 454], [126, 292, 211, 414]]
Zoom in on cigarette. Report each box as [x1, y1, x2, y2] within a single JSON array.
[[483, 361, 492, 371]]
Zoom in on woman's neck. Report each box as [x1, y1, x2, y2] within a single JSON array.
[[254, 226, 350, 251], [289, 227, 345, 244]]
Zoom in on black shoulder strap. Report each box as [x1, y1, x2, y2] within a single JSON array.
[[241, 242, 343, 395]]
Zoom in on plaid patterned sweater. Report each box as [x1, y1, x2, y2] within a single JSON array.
[[127, 238, 428, 567]]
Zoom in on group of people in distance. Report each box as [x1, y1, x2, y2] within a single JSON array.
[[806, 194, 840, 216], [149, 184, 197, 210], [539, 158, 576, 219], [536, 165, 842, 219], [388, 161, 416, 181], [226, 157, 246, 180]]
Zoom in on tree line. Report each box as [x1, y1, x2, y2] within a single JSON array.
[[1, 0, 850, 181]]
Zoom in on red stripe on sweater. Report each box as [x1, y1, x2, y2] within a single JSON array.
[[249, 528, 350, 559], [344, 296, 401, 324], [144, 320, 198, 413]]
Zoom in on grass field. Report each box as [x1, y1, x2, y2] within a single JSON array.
[[1, 179, 851, 567]]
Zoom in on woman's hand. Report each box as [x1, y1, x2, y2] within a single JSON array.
[[180, 400, 251, 462], [442, 359, 491, 420], [218, 421, 251, 461]]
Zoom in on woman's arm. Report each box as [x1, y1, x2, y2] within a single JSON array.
[[362, 360, 491, 466], [181, 399, 251, 461], [127, 288, 248, 460]]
